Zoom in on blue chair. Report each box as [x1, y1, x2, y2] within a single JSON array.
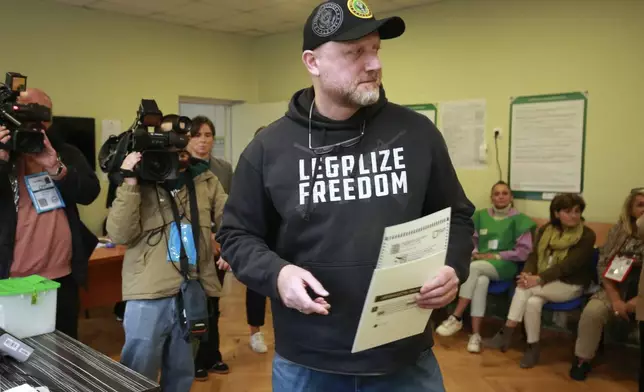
[[542, 247, 600, 312], [488, 280, 513, 294], [488, 262, 525, 295]]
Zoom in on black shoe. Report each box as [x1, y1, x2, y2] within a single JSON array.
[[195, 368, 209, 382], [209, 361, 230, 374], [570, 360, 591, 381]]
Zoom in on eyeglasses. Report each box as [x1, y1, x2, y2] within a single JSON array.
[[308, 101, 365, 155]]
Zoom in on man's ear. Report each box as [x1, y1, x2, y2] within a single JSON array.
[[302, 50, 320, 77]]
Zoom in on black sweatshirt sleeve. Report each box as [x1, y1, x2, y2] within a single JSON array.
[[422, 124, 476, 284], [217, 143, 290, 300], [56, 144, 101, 206]]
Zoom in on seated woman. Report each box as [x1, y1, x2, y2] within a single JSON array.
[[436, 181, 536, 354], [484, 193, 596, 368], [571, 189, 644, 380]]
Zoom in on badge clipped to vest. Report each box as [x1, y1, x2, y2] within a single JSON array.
[[603, 255, 635, 283], [167, 221, 198, 266], [24, 172, 66, 214], [487, 239, 499, 250]]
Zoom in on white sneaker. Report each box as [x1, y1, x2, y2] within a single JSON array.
[[250, 332, 268, 353], [467, 333, 482, 353], [436, 315, 463, 337]]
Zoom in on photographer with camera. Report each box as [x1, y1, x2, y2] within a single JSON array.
[[0, 85, 100, 340], [104, 103, 228, 392]]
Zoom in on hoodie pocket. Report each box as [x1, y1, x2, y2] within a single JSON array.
[[285, 260, 376, 352]]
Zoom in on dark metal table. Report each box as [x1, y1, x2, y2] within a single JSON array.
[[0, 331, 159, 392]]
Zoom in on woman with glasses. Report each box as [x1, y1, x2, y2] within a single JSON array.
[[484, 193, 596, 369], [570, 189, 644, 380]]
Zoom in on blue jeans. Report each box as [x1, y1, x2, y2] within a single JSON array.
[[272, 349, 445, 392], [120, 298, 194, 392]]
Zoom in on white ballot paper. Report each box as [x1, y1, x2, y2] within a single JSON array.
[[352, 208, 451, 353]]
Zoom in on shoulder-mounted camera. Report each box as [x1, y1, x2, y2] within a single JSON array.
[[0, 72, 50, 154], [99, 99, 193, 184]]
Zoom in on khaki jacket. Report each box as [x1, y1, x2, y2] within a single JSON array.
[[106, 171, 228, 301], [637, 215, 644, 320], [209, 156, 233, 194]]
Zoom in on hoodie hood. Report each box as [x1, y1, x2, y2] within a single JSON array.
[[285, 85, 389, 221], [286, 85, 389, 131]]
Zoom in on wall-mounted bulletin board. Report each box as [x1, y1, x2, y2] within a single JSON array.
[[405, 104, 437, 125], [508, 92, 588, 200]]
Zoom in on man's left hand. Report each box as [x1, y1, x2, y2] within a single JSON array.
[[416, 266, 459, 309]]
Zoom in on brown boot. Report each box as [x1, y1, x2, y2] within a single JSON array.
[[520, 343, 540, 368], [483, 326, 514, 352]]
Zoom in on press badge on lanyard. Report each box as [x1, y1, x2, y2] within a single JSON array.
[[24, 172, 65, 214], [167, 222, 198, 266], [603, 255, 635, 283]]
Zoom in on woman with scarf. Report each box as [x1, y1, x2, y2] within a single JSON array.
[[436, 181, 536, 354], [485, 193, 596, 369], [571, 189, 644, 380]]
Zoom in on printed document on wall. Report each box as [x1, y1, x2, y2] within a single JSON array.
[[100, 119, 122, 181], [352, 208, 451, 353], [509, 94, 585, 193], [438, 100, 486, 169]]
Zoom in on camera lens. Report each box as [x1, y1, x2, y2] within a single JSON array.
[[140, 151, 176, 182]]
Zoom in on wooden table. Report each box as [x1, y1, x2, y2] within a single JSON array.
[[80, 245, 126, 312], [0, 331, 159, 392]]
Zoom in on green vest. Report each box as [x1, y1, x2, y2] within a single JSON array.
[[473, 209, 536, 280]]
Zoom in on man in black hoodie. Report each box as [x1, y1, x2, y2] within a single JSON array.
[[217, 1, 475, 390]]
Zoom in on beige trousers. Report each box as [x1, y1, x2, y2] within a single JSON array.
[[458, 261, 499, 317], [574, 291, 613, 359], [508, 281, 583, 343]]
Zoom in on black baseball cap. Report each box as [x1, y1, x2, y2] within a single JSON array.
[[303, 0, 406, 52]]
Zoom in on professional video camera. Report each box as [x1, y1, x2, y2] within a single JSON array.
[[0, 72, 50, 154], [99, 99, 192, 183]]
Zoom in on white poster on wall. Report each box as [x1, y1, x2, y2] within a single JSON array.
[[438, 99, 487, 169], [100, 119, 122, 180], [509, 93, 586, 194]]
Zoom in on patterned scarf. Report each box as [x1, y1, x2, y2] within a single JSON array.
[[537, 223, 584, 273]]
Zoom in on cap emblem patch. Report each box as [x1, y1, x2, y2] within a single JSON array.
[[347, 0, 372, 19], [312, 3, 344, 37]]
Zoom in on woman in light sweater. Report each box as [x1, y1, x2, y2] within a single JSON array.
[[436, 181, 536, 353], [571, 188, 644, 381], [485, 193, 596, 369], [635, 191, 644, 391]]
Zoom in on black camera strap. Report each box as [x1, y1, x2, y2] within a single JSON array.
[[163, 172, 210, 342], [164, 172, 201, 278]]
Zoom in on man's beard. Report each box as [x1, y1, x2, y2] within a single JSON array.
[[321, 73, 381, 108], [348, 85, 380, 107]]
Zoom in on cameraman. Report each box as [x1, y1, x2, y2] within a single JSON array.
[[106, 121, 228, 391], [0, 88, 100, 339]]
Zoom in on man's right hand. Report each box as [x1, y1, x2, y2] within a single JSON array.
[[277, 264, 330, 315], [120, 152, 142, 185], [612, 299, 629, 320], [0, 126, 10, 162]]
